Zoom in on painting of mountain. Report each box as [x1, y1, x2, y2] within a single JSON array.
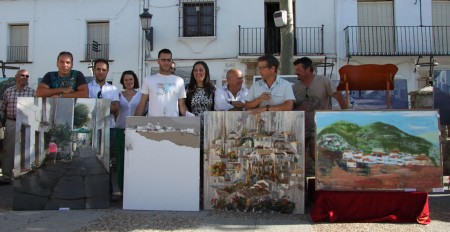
[[203, 111, 305, 214], [315, 110, 442, 192]]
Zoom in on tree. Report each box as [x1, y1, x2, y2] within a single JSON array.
[[74, 103, 90, 128]]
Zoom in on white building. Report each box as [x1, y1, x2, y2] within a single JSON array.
[[1, 0, 449, 96]]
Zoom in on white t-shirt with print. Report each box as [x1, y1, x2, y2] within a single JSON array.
[[141, 73, 186, 116]]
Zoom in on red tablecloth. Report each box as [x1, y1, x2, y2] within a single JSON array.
[[310, 190, 430, 224]]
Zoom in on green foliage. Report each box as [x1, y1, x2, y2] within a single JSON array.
[[46, 123, 72, 149], [318, 120, 435, 155], [74, 103, 90, 128]]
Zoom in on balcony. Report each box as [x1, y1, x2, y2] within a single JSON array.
[[85, 43, 109, 60], [7, 46, 28, 62], [239, 26, 323, 56], [344, 26, 450, 57]]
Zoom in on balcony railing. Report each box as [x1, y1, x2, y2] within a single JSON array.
[[239, 26, 323, 56], [345, 26, 450, 57], [85, 43, 109, 60], [7, 46, 28, 62]]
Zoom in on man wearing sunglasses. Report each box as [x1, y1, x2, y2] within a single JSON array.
[[292, 57, 346, 175], [36, 51, 88, 98], [0, 69, 35, 185]]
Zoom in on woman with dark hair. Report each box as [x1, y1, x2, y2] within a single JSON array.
[[186, 61, 215, 116], [115, 70, 144, 195]]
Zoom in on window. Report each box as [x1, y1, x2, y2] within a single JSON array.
[[357, 0, 394, 54], [179, 0, 216, 37], [432, 0, 450, 26], [86, 22, 109, 60], [432, 0, 450, 54], [8, 24, 29, 62]]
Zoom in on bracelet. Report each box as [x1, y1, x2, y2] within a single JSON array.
[[229, 101, 232, 105], [266, 105, 270, 111]]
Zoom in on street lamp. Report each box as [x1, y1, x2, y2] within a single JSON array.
[[139, 8, 153, 51]]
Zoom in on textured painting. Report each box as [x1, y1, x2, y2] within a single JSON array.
[[204, 111, 305, 214], [13, 97, 111, 210], [315, 110, 443, 192], [123, 116, 200, 211]]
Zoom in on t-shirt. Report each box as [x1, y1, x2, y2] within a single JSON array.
[[292, 75, 336, 134], [140, 73, 186, 117], [40, 70, 87, 90]]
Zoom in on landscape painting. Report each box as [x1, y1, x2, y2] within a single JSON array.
[[13, 97, 111, 210], [204, 111, 305, 214], [315, 110, 442, 192], [434, 70, 450, 125], [123, 116, 200, 211]]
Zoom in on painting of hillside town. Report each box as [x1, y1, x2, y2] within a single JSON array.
[[315, 110, 443, 192], [203, 111, 305, 214], [123, 117, 200, 211], [13, 98, 111, 210]]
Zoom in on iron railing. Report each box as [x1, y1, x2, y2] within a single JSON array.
[[7, 46, 28, 62], [239, 26, 323, 56], [85, 43, 109, 60], [345, 26, 450, 57]]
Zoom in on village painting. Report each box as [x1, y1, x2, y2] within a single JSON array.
[[203, 111, 305, 214], [315, 110, 443, 192], [123, 117, 200, 211], [13, 97, 111, 210]]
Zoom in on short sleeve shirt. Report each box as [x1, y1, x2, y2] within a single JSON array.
[[40, 70, 87, 90], [245, 76, 295, 107]]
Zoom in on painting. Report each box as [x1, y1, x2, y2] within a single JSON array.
[[13, 97, 111, 210], [332, 79, 409, 110], [315, 110, 443, 192], [434, 70, 450, 125], [123, 116, 200, 211], [203, 111, 305, 214]]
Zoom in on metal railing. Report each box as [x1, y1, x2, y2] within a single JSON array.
[[239, 26, 323, 56], [345, 26, 450, 57], [7, 46, 28, 62], [85, 43, 109, 60]]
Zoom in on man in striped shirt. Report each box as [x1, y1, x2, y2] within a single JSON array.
[[0, 69, 35, 185]]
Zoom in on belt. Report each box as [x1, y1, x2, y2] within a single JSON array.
[[7, 117, 16, 121]]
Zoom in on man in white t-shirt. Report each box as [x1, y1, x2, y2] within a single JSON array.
[[134, 49, 188, 117]]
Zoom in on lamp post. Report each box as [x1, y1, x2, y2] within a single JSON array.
[[139, 8, 153, 51]]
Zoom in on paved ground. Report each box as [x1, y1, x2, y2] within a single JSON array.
[[0, 177, 449, 231]]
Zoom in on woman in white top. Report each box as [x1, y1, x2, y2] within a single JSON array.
[[115, 70, 144, 194]]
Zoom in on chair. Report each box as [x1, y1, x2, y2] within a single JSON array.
[[337, 64, 398, 109]]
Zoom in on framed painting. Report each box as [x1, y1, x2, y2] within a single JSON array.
[[13, 97, 111, 210], [123, 116, 200, 211], [315, 110, 443, 192], [203, 111, 305, 214], [434, 70, 450, 125]]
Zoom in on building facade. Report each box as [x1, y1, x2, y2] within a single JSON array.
[[1, 0, 449, 96]]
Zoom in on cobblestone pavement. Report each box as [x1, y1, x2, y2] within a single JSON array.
[[1, 172, 449, 232]]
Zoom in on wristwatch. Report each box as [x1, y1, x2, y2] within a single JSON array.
[[266, 105, 270, 111], [229, 100, 232, 105]]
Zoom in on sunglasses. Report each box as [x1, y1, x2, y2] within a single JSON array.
[[97, 90, 102, 99], [20, 74, 30, 78]]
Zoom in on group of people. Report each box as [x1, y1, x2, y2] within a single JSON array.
[[0, 49, 347, 198]]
